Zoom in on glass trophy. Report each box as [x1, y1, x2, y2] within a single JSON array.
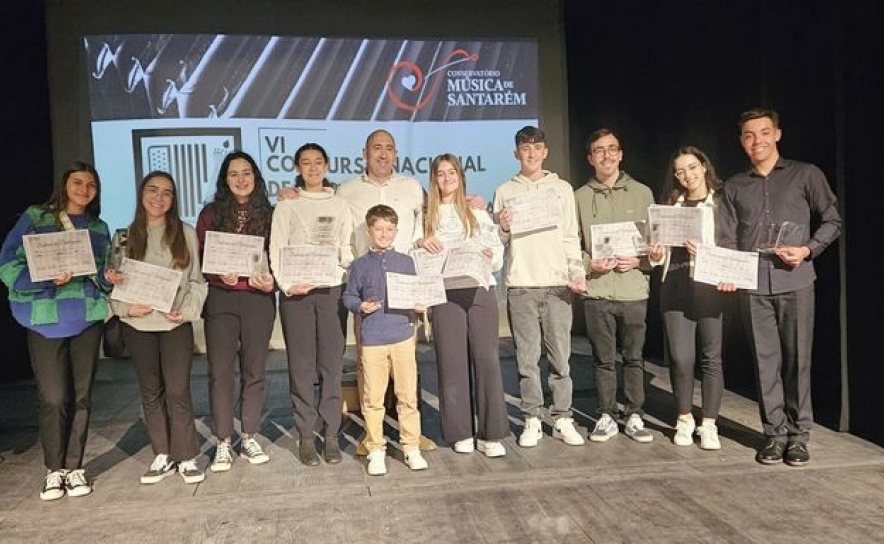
[[108, 228, 128, 270], [757, 221, 806, 254]]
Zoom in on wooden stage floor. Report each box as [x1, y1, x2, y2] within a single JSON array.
[[1, 337, 883, 543]]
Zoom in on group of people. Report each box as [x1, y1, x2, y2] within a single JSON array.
[[0, 106, 840, 502]]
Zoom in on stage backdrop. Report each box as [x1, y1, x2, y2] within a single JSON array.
[[84, 34, 539, 231]]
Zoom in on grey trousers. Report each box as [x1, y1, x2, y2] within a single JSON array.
[[203, 287, 276, 438], [660, 281, 724, 419], [583, 298, 648, 417], [27, 322, 103, 471], [432, 287, 509, 443], [279, 285, 345, 438], [124, 323, 200, 462], [740, 286, 815, 444], [506, 286, 574, 419]]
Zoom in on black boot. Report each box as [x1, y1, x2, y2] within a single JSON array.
[[324, 435, 342, 465], [299, 438, 320, 467]]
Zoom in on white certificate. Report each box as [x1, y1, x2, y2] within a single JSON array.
[[385, 272, 447, 309], [23, 230, 97, 282], [504, 188, 562, 235], [110, 257, 182, 313], [590, 221, 648, 258], [693, 245, 759, 290], [411, 248, 448, 276], [441, 245, 492, 289], [648, 205, 704, 247], [201, 231, 266, 277], [278, 245, 338, 286]]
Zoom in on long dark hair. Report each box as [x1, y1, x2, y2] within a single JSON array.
[[660, 146, 722, 205], [294, 143, 335, 189], [127, 171, 191, 270], [40, 161, 102, 223], [207, 151, 272, 236]]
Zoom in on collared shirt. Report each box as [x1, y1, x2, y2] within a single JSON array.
[[336, 174, 424, 257], [717, 157, 841, 295]]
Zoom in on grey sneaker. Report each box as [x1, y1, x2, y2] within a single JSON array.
[[210, 439, 234, 472], [241, 436, 270, 465], [178, 458, 205, 484], [589, 414, 619, 442], [141, 454, 176, 484], [624, 414, 654, 443]]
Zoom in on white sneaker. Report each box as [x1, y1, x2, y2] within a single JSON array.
[[589, 414, 619, 442], [210, 439, 234, 472], [624, 414, 654, 443], [476, 440, 506, 458], [65, 468, 92, 497], [40, 470, 66, 501], [178, 458, 206, 484], [453, 438, 475, 453], [241, 436, 270, 465], [141, 454, 176, 484], [366, 448, 387, 476], [404, 449, 429, 471], [518, 417, 542, 447], [673, 417, 696, 447], [553, 417, 585, 446], [697, 423, 721, 450]]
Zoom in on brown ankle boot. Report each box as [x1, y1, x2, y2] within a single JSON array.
[[299, 438, 320, 467]]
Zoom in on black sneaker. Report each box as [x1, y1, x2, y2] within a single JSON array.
[[756, 438, 786, 465], [784, 442, 810, 467]]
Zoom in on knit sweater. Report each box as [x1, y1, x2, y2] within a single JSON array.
[[0, 206, 111, 338], [110, 222, 207, 332]]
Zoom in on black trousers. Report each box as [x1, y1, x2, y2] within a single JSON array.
[[279, 286, 345, 438], [123, 322, 200, 461], [27, 322, 103, 471]]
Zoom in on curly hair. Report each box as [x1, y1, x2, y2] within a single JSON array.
[[207, 151, 272, 237]]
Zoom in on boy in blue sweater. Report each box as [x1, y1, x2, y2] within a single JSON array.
[[343, 204, 428, 475]]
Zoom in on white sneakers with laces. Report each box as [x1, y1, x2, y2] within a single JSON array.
[[404, 449, 429, 471], [241, 436, 270, 465], [518, 417, 543, 447], [141, 454, 176, 484], [696, 422, 721, 450], [367, 448, 387, 476], [673, 417, 696, 447], [40, 469, 66, 501], [590, 414, 619, 442], [210, 439, 234, 472], [553, 417, 585, 446], [178, 458, 205, 484], [624, 414, 654, 443], [453, 438, 475, 453], [65, 468, 92, 497]]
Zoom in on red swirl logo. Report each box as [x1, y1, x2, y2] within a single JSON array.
[[386, 49, 479, 112]]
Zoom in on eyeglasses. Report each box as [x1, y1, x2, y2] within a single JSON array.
[[673, 162, 702, 180], [145, 185, 174, 200], [590, 145, 621, 158]]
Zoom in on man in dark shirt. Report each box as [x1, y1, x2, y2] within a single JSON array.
[[717, 107, 841, 467]]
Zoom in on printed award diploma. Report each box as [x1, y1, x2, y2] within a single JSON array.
[[590, 221, 648, 258], [110, 257, 183, 313], [23, 229, 97, 282], [385, 272, 447, 309], [277, 245, 338, 286], [693, 245, 759, 290], [504, 188, 562, 235], [648, 205, 704, 247], [201, 231, 266, 277]]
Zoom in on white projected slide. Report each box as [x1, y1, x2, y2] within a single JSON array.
[[84, 35, 539, 231]]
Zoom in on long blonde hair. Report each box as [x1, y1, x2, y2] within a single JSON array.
[[424, 154, 478, 239]]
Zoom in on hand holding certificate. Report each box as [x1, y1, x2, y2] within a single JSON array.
[[440, 244, 492, 288], [385, 272, 447, 309], [504, 188, 562, 235], [23, 230, 97, 282], [693, 244, 759, 290], [110, 257, 183, 313], [201, 231, 266, 277]]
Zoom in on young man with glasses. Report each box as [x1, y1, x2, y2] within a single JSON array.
[[575, 128, 656, 444], [717, 108, 840, 466]]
